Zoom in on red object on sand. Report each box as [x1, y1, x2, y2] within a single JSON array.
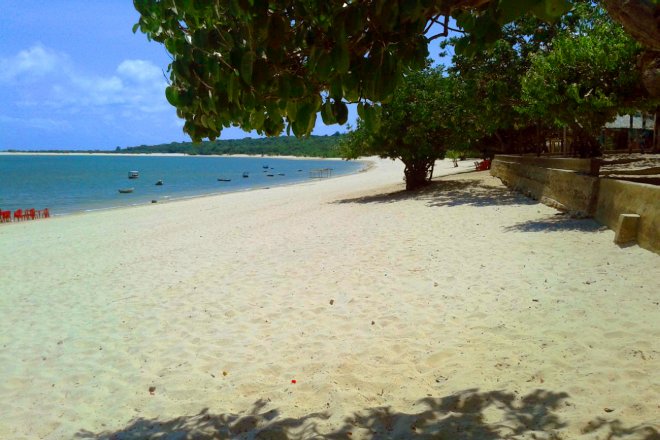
[[291, 379, 297, 384]]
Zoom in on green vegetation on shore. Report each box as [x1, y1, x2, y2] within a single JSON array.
[[120, 133, 344, 157], [5, 134, 346, 158]]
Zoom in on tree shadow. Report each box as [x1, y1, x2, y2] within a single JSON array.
[[502, 215, 607, 233], [74, 387, 658, 439], [75, 398, 330, 440], [325, 388, 569, 439], [581, 418, 660, 440], [334, 179, 537, 209]]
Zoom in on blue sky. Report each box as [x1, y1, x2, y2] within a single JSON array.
[[1, 1, 450, 151]]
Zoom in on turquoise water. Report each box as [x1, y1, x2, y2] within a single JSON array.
[[0, 155, 363, 216]]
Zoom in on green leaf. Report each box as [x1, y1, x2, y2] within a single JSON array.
[[321, 100, 337, 125], [331, 41, 350, 73], [497, 0, 541, 24], [314, 51, 332, 80], [330, 77, 343, 100], [165, 86, 179, 106], [278, 76, 291, 100], [289, 77, 306, 99], [250, 110, 265, 129], [227, 74, 239, 103], [333, 101, 348, 125], [363, 103, 379, 132], [532, 0, 571, 21], [240, 51, 255, 85], [286, 100, 298, 122], [291, 102, 315, 136], [342, 75, 359, 101]]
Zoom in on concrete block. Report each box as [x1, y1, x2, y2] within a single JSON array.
[[614, 213, 640, 245]]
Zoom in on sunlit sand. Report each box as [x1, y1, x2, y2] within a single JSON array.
[[0, 158, 657, 439]]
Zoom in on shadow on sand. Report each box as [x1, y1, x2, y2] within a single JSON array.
[[502, 215, 607, 233], [335, 176, 607, 235], [334, 179, 537, 209], [75, 388, 658, 439]]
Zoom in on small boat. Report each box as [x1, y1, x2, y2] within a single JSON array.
[[218, 178, 231, 182], [118, 188, 134, 194], [278, 173, 285, 176], [262, 165, 269, 169], [266, 174, 274, 177], [242, 172, 249, 178], [155, 180, 163, 186], [128, 171, 139, 179]]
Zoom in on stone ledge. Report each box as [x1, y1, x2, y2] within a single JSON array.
[[491, 157, 599, 217], [491, 155, 659, 254]]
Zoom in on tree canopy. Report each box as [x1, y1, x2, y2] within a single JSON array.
[[444, 1, 654, 157], [341, 67, 469, 190], [134, 0, 658, 164], [133, 0, 577, 142], [519, 3, 647, 156], [342, 1, 655, 187]]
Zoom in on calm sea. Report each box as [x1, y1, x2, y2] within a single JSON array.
[[0, 155, 364, 216]]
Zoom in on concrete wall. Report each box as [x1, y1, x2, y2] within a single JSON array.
[[491, 156, 599, 217], [491, 155, 659, 254], [493, 155, 600, 175], [595, 179, 660, 253]]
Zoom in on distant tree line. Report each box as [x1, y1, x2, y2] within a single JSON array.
[[118, 133, 344, 157]]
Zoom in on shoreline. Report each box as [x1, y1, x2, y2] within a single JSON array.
[[1, 157, 657, 439], [0, 155, 373, 219], [61, 158, 375, 219], [0, 157, 470, 221]]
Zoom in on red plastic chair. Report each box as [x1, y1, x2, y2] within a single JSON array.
[[42, 208, 50, 218], [25, 208, 36, 220], [13, 209, 23, 221], [0, 211, 11, 223], [474, 159, 492, 171]]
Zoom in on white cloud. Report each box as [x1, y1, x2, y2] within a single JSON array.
[[69, 59, 168, 111], [117, 59, 164, 83], [0, 44, 69, 82], [2, 45, 170, 115], [1, 44, 180, 147]]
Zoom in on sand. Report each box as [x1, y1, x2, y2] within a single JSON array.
[[0, 158, 658, 440]]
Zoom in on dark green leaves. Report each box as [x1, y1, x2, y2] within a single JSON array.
[[532, 0, 572, 21], [165, 86, 179, 106], [240, 51, 255, 85], [341, 68, 463, 189], [357, 102, 380, 132], [333, 101, 349, 125], [331, 37, 350, 74], [134, 0, 602, 143], [321, 100, 337, 125]]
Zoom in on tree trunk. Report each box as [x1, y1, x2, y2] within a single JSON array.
[[601, 0, 660, 51], [629, 114, 634, 154], [639, 50, 660, 98], [403, 161, 431, 191], [601, 0, 660, 99], [572, 125, 602, 158], [654, 109, 659, 153]]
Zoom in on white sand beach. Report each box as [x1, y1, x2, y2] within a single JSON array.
[[0, 158, 658, 439]]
